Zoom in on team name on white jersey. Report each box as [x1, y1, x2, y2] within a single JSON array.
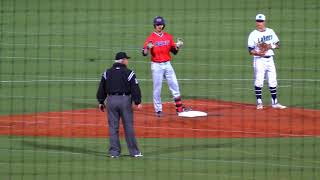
[[248, 28, 279, 57]]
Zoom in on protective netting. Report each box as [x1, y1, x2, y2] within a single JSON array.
[[1, 0, 319, 179]]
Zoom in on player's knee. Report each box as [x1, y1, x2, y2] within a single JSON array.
[[254, 81, 264, 88], [269, 81, 277, 87]]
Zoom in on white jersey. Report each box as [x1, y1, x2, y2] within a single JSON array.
[[248, 27, 279, 57]]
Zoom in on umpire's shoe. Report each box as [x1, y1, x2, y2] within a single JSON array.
[[132, 152, 143, 158], [109, 155, 120, 158]]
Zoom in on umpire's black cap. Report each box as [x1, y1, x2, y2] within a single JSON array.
[[115, 52, 130, 60]]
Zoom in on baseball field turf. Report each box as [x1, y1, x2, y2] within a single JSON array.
[[0, 0, 319, 179]]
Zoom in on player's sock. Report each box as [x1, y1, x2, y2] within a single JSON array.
[[174, 96, 183, 112], [269, 86, 278, 104], [255, 86, 262, 104]]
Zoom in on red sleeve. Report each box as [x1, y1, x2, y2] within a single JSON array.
[[169, 34, 176, 48], [143, 34, 153, 49]]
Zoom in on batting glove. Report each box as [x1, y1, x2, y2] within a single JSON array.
[[176, 38, 184, 48], [147, 41, 154, 49]]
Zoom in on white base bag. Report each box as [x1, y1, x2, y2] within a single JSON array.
[[178, 110, 207, 118]]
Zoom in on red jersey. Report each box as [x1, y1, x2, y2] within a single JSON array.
[[143, 32, 176, 63]]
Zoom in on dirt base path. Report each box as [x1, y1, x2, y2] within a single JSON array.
[[1, 100, 319, 138]]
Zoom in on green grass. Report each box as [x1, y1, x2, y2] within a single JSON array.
[[1, 136, 319, 180], [0, 0, 320, 179], [1, 0, 320, 114]]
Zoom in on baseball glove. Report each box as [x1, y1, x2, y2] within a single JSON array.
[[257, 42, 270, 53]]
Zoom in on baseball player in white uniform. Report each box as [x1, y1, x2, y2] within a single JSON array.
[[247, 14, 287, 110]]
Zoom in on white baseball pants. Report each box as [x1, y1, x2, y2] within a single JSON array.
[[151, 62, 181, 112], [253, 56, 278, 88]]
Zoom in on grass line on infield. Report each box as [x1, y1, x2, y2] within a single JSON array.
[[0, 148, 318, 170]]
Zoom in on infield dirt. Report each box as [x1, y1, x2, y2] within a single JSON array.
[[1, 100, 319, 138]]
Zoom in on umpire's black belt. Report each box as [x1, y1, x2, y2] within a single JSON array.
[[108, 92, 131, 96]]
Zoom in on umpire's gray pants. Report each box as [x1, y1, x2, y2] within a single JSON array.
[[106, 95, 140, 156]]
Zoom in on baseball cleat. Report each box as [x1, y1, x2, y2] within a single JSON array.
[[256, 104, 263, 110], [132, 152, 143, 158], [155, 111, 163, 117], [176, 107, 192, 114], [182, 107, 192, 112], [109, 155, 120, 158], [272, 103, 287, 109]]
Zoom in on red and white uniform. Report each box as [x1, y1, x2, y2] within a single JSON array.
[[143, 32, 181, 113], [143, 32, 176, 62]]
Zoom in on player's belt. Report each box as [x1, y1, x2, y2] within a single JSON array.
[[108, 92, 131, 96], [153, 60, 170, 63], [263, 56, 271, 58]]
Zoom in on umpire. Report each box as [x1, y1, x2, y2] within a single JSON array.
[[96, 52, 143, 158]]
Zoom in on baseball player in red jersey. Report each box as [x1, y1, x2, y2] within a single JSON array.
[[142, 16, 187, 117]]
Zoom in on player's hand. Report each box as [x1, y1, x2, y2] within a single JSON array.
[[147, 41, 154, 49], [98, 104, 106, 112], [136, 104, 142, 109], [175, 38, 184, 48], [256, 51, 266, 57], [257, 42, 270, 52]]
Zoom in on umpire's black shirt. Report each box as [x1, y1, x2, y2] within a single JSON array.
[[96, 63, 141, 105]]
